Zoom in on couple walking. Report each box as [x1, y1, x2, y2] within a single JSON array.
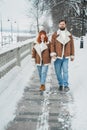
[[32, 20, 75, 92]]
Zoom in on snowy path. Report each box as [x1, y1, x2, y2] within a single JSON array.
[[0, 35, 87, 130], [5, 64, 74, 130], [0, 55, 35, 130]]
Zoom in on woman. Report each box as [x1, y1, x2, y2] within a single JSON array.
[[32, 30, 51, 91]]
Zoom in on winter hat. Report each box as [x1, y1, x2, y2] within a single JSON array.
[[39, 26, 46, 36], [39, 25, 45, 32]]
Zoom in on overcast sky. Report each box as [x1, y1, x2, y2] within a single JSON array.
[[0, 0, 31, 30]]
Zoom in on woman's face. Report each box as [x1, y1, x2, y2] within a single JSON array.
[[41, 34, 45, 41]]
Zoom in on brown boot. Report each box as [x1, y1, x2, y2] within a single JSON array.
[[40, 85, 45, 91]]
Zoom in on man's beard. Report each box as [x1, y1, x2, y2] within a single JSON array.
[[60, 28, 65, 30]]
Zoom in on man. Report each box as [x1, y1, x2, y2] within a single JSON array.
[[50, 20, 75, 92]]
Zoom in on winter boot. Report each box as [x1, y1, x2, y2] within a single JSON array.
[[58, 86, 63, 91], [64, 86, 70, 92], [40, 85, 45, 91]]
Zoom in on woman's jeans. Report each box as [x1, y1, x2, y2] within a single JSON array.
[[37, 65, 48, 85], [54, 58, 69, 87]]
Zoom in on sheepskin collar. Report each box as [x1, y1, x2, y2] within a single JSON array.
[[34, 42, 48, 59], [56, 29, 71, 45]]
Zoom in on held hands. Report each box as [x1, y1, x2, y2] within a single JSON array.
[[51, 56, 57, 62], [50, 52, 57, 62]]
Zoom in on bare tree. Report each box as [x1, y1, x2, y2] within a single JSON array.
[[26, 0, 45, 33]]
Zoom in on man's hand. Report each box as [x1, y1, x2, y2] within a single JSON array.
[[52, 56, 56, 59], [70, 56, 74, 61]]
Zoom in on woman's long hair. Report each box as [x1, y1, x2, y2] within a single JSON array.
[[37, 30, 48, 43]]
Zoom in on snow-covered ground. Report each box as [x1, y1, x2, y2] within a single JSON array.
[[0, 55, 35, 130], [0, 34, 87, 130], [69, 34, 87, 130]]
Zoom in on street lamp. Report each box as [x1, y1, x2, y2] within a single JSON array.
[[16, 22, 19, 42], [13, 21, 19, 42], [0, 19, 3, 46], [17, 24, 19, 42], [8, 19, 13, 43], [80, 0, 86, 48]]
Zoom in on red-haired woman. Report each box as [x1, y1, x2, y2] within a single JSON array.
[[32, 30, 51, 91]]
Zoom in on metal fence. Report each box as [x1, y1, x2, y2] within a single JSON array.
[[0, 39, 34, 78]]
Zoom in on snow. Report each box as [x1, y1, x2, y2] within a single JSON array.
[[36, 92, 50, 130], [0, 58, 16, 76], [69, 34, 87, 130], [0, 34, 87, 130], [0, 55, 35, 130]]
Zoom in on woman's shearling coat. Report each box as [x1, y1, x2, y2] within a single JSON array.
[[32, 41, 51, 65]]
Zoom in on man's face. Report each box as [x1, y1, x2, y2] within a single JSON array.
[[59, 21, 66, 30]]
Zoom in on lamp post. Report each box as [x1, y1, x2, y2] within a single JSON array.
[[17, 23, 19, 42], [80, 0, 86, 48], [13, 21, 19, 42], [0, 19, 3, 46], [8, 19, 13, 43]]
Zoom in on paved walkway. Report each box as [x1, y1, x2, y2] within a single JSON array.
[[6, 64, 74, 130]]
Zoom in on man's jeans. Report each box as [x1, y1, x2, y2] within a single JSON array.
[[37, 65, 48, 85], [54, 58, 69, 87]]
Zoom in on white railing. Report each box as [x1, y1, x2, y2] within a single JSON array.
[[0, 39, 34, 78]]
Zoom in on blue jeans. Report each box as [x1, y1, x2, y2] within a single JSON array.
[[54, 58, 69, 87], [37, 65, 48, 85]]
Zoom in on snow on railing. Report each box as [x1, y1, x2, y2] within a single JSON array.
[[0, 38, 35, 78]]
